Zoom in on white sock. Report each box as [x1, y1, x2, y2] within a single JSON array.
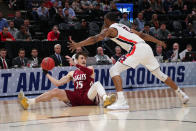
[[28, 98, 36, 105], [117, 91, 125, 100], [103, 95, 107, 101]]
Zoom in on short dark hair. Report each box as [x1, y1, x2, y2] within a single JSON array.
[[32, 48, 38, 51], [0, 48, 7, 52], [104, 12, 117, 22], [18, 48, 25, 53], [75, 51, 88, 59]]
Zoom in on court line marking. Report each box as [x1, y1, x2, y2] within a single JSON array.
[[1, 106, 196, 125]]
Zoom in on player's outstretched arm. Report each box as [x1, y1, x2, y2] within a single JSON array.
[[131, 29, 167, 48], [46, 71, 73, 87], [68, 28, 114, 52]]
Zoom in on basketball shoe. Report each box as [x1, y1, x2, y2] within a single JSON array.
[[176, 89, 189, 104], [107, 98, 129, 110], [104, 94, 116, 107], [18, 91, 29, 110]]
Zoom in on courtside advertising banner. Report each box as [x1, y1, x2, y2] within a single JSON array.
[[0, 62, 196, 96]]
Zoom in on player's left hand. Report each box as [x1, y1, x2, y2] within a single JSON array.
[[65, 55, 76, 66], [67, 36, 78, 53]]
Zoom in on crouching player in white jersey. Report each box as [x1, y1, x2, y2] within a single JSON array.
[[68, 12, 189, 110]]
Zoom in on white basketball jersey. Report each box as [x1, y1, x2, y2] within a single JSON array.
[[109, 23, 145, 52]]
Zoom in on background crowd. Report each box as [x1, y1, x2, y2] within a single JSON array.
[[0, 0, 196, 69]]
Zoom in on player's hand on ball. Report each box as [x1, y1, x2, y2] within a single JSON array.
[[65, 55, 76, 66], [68, 36, 78, 53]]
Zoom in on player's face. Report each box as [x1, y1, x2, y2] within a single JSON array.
[[77, 55, 86, 66]]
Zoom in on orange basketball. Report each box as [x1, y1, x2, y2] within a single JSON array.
[[41, 57, 55, 70]]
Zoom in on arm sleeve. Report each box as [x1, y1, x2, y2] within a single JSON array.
[[76, 64, 93, 76], [8, 33, 15, 41], [47, 32, 53, 41]]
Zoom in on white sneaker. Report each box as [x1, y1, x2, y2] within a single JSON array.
[[107, 99, 129, 110], [176, 89, 189, 104]]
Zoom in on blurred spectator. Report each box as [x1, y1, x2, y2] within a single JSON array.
[[157, 23, 170, 40], [111, 46, 122, 64], [37, 2, 49, 19], [28, 48, 42, 67], [53, 7, 65, 25], [163, 0, 172, 13], [8, 21, 18, 38], [179, 44, 193, 61], [110, 2, 121, 18], [150, 14, 158, 26], [154, 45, 168, 63], [92, 0, 103, 10], [119, 12, 132, 28], [13, 11, 24, 30], [72, 0, 83, 13], [142, 23, 154, 36], [0, 11, 8, 32], [0, 48, 11, 69], [47, 25, 60, 41], [0, 27, 15, 41], [12, 48, 28, 68], [80, 0, 93, 10], [102, 0, 110, 12], [50, 44, 68, 66], [134, 12, 145, 31], [74, 19, 89, 40], [140, 0, 150, 11], [63, 2, 76, 19], [43, 0, 53, 8], [183, 23, 196, 37], [15, 25, 32, 41], [72, 47, 83, 62], [95, 47, 112, 65], [64, 8, 74, 24], [49, 1, 58, 19], [91, 3, 104, 21], [172, 0, 184, 14], [167, 42, 181, 62], [150, 20, 159, 37], [155, 0, 165, 14]]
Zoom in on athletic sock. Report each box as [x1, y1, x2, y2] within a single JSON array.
[[28, 98, 36, 105], [103, 95, 107, 101], [117, 91, 125, 100]]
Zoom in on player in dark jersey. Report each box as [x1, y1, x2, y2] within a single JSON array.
[[18, 52, 116, 110]]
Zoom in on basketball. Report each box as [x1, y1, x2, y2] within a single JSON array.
[[41, 57, 55, 70]]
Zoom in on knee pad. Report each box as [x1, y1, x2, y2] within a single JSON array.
[[151, 68, 168, 82]]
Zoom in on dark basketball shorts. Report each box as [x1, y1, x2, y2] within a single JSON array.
[[65, 90, 96, 106]]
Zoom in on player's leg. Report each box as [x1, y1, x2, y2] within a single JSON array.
[[87, 81, 116, 107], [142, 44, 189, 104], [107, 61, 131, 109], [151, 68, 189, 104], [18, 88, 70, 110]]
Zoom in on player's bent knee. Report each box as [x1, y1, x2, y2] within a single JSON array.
[[151, 68, 168, 82], [109, 66, 120, 78]]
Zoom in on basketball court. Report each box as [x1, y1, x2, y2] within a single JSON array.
[[1, 87, 196, 131]]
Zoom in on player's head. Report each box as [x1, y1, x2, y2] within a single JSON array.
[[75, 52, 88, 66], [104, 12, 117, 28]]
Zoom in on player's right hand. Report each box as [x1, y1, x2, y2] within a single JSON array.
[[67, 36, 78, 53]]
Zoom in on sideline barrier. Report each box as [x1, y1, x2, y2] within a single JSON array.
[[0, 62, 196, 97]]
